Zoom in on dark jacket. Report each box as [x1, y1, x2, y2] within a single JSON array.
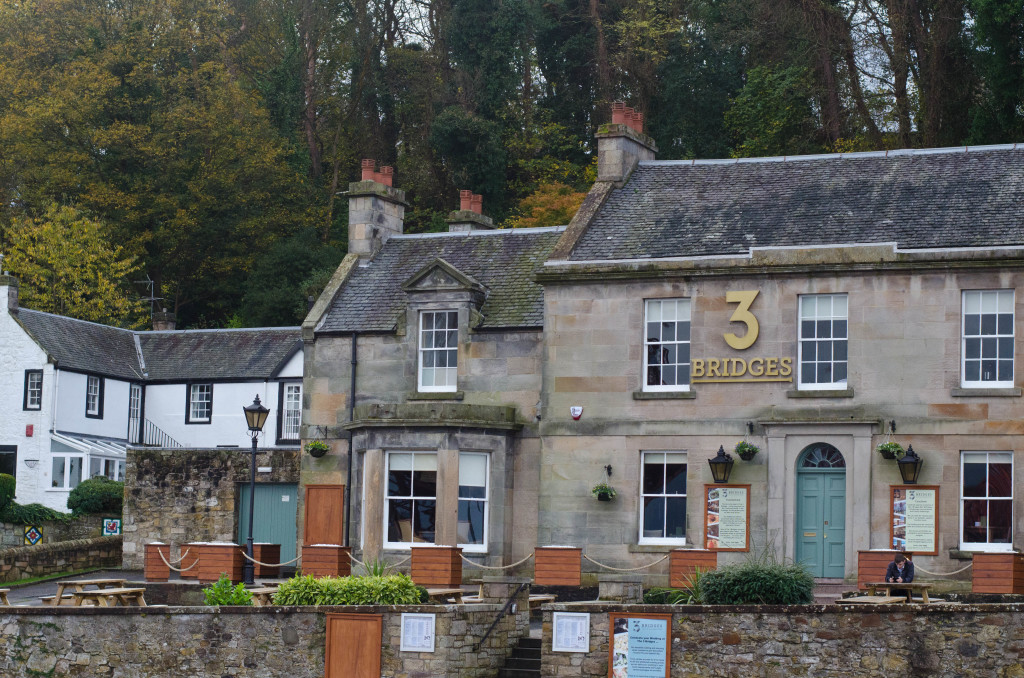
[[885, 560, 914, 583]]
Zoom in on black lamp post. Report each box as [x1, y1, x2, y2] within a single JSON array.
[[897, 445, 924, 485], [242, 394, 269, 585], [708, 446, 734, 484]]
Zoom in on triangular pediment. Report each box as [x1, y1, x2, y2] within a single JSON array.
[[401, 258, 487, 295]]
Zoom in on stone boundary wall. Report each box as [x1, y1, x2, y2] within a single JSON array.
[[0, 535, 122, 583], [542, 602, 1024, 677], [1, 516, 105, 548], [123, 447, 300, 570], [0, 603, 528, 677]]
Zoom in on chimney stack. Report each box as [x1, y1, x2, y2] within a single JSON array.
[[348, 159, 407, 259], [448, 190, 494, 232], [0, 273, 18, 314], [152, 308, 176, 331], [598, 102, 657, 186]]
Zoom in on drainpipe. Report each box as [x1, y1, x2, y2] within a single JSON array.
[[344, 332, 357, 547]]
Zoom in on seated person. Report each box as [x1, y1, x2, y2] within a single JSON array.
[[885, 553, 914, 598]]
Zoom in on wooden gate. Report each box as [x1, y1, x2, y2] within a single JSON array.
[[303, 484, 345, 545], [325, 613, 381, 678]]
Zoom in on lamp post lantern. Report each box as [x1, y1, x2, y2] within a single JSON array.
[[897, 445, 924, 485], [242, 395, 269, 585], [708, 445, 734, 484]]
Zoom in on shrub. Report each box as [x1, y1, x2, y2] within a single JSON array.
[[0, 501, 71, 524], [273, 573, 423, 606], [644, 566, 708, 604], [203, 574, 253, 606], [700, 560, 814, 605], [67, 476, 124, 516], [0, 474, 15, 513]]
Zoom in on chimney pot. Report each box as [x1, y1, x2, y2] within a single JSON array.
[[470, 194, 482, 214], [460, 190, 473, 211], [377, 166, 394, 187], [361, 158, 376, 181], [612, 101, 626, 125]]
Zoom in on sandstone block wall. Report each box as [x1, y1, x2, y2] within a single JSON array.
[[123, 448, 299, 570], [0, 535, 122, 583], [542, 603, 1024, 677], [0, 516, 104, 547], [0, 603, 528, 678]]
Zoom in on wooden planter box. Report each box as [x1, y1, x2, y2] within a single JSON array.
[[972, 553, 1024, 594], [410, 546, 462, 588], [144, 543, 171, 582], [858, 550, 911, 590], [179, 543, 201, 580], [252, 543, 282, 579], [302, 545, 352, 578], [669, 549, 717, 588], [198, 543, 245, 584], [534, 547, 582, 586]]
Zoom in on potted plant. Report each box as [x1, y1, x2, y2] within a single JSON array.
[[592, 482, 617, 501], [877, 441, 904, 460], [305, 440, 329, 458], [735, 441, 760, 461]]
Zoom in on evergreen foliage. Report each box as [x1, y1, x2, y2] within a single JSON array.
[[66, 477, 124, 517], [700, 560, 815, 605], [0, 474, 15, 513], [273, 573, 423, 605], [202, 574, 254, 606]]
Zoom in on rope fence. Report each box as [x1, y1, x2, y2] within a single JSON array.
[[582, 553, 670, 572], [240, 551, 302, 568], [348, 553, 411, 570], [459, 552, 534, 570], [156, 548, 198, 573], [914, 562, 973, 577]]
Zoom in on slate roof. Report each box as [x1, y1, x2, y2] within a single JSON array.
[[136, 329, 301, 381], [16, 309, 142, 380], [318, 227, 565, 333], [567, 146, 1024, 261], [15, 308, 300, 382]]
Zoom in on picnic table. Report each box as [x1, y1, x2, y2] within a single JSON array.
[[72, 587, 147, 607], [45, 578, 127, 606], [0, 588, 9, 605], [862, 581, 934, 604], [425, 587, 465, 604], [248, 586, 279, 607]]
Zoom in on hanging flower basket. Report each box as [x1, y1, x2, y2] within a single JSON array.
[[735, 441, 760, 462], [592, 482, 617, 501], [877, 442, 904, 460], [305, 440, 330, 458]]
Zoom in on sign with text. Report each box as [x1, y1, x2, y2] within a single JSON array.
[[705, 485, 750, 551], [552, 612, 590, 653], [400, 613, 435, 652], [891, 486, 939, 555], [608, 613, 671, 678]]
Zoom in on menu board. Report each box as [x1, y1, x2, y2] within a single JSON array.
[[400, 613, 435, 652], [705, 485, 750, 551], [552, 612, 590, 653], [891, 486, 939, 555], [608, 613, 671, 678]]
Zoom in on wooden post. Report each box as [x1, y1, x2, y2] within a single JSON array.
[[534, 547, 582, 586], [669, 549, 717, 588], [302, 545, 352, 577], [144, 543, 171, 582], [198, 543, 245, 584], [972, 553, 1024, 594], [410, 546, 463, 587]]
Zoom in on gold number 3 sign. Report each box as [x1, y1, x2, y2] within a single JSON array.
[[724, 290, 759, 349]]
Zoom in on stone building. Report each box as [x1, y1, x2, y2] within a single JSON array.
[[302, 122, 1024, 582]]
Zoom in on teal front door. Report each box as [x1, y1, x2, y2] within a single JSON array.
[[238, 483, 299, 563], [795, 444, 846, 578]]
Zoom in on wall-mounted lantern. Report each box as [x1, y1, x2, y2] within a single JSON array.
[[897, 445, 923, 484], [708, 446, 734, 484]]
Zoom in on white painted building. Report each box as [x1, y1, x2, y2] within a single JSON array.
[[0, 274, 302, 511]]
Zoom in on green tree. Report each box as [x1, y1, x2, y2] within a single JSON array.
[[4, 203, 147, 327], [725, 66, 823, 157]]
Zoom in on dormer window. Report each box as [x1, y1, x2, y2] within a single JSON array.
[[419, 311, 458, 392]]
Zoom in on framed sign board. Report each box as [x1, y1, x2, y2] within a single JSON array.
[[891, 485, 939, 555], [400, 613, 436, 652], [552, 612, 590, 653], [704, 484, 750, 551], [608, 613, 671, 678]]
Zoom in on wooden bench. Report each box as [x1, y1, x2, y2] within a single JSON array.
[[863, 581, 934, 604], [40, 594, 82, 606], [248, 587, 279, 607], [528, 594, 556, 611], [0, 589, 9, 605], [73, 587, 147, 607], [425, 587, 465, 604]]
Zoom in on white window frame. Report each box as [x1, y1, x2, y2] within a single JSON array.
[[418, 311, 459, 392], [961, 290, 1014, 388], [187, 383, 213, 423], [639, 451, 688, 545], [281, 383, 302, 441], [457, 452, 489, 553], [85, 375, 102, 417], [384, 451, 438, 550], [51, 454, 84, 490], [24, 370, 43, 410], [797, 293, 849, 390], [89, 456, 124, 482], [129, 384, 141, 421], [960, 451, 1014, 552], [643, 298, 692, 392]]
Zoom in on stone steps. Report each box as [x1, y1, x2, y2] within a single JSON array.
[[498, 637, 541, 677]]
